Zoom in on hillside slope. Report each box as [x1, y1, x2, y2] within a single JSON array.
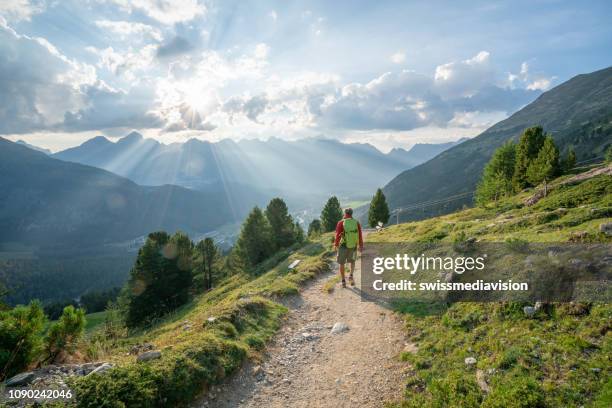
[[369, 165, 611, 407], [0, 137, 235, 248], [382, 66, 612, 222]]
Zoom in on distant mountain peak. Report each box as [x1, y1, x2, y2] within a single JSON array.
[[118, 131, 143, 144], [16, 139, 51, 154], [83, 135, 111, 146]]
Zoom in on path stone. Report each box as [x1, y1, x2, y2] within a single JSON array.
[[5, 372, 35, 387], [137, 350, 162, 362], [330, 322, 349, 334]]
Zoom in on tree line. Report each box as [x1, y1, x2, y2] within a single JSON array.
[[476, 126, 578, 205]]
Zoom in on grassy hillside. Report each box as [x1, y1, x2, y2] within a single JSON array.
[[368, 166, 611, 407], [68, 241, 331, 407], [381, 66, 612, 223]]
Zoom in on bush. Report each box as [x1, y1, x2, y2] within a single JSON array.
[[429, 370, 483, 407], [44, 305, 86, 363], [482, 376, 545, 408], [0, 301, 46, 379]]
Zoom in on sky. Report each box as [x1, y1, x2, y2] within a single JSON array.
[[1, 0, 611, 153]]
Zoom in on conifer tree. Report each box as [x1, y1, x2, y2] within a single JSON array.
[[265, 198, 295, 250], [368, 188, 390, 227], [236, 207, 274, 268], [294, 221, 305, 243], [513, 126, 546, 191], [475, 141, 516, 205], [124, 231, 194, 327], [527, 135, 560, 186], [195, 238, 218, 290], [307, 219, 322, 237], [321, 196, 343, 232]]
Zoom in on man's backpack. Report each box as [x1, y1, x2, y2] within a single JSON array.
[[342, 218, 359, 249]]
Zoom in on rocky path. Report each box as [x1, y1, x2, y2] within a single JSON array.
[[195, 255, 411, 408]]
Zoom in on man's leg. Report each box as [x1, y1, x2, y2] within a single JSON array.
[[339, 262, 346, 287], [348, 261, 356, 286]]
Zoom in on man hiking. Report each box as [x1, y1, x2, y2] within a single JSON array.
[[333, 208, 364, 288]]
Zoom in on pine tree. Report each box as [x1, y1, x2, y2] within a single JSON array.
[[124, 231, 194, 327], [294, 221, 305, 243], [307, 219, 322, 237], [368, 188, 390, 227], [561, 147, 576, 172], [265, 197, 295, 250], [475, 141, 516, 205], [195, 238, 218, 290], [321, 196, 343, 232], [235, 207, 274, 268], [513, 126, 546, 191], [606, 145, 612, 164], [527, 136, 560, 187]]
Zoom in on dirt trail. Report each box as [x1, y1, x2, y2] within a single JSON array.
[[196, 247, 411, 408]]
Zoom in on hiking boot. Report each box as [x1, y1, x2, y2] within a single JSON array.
[[349, 275, 355, 286], [341, 279, 347, 288]]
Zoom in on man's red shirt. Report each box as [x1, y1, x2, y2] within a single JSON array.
[[334, 215, 364, 248]]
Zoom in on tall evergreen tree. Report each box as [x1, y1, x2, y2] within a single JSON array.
[[368, 188, 390, 227], [527, 136, 560, 186], [235, 207, 274, 268], [321, 196, 343, 232], [475, 141, 516, 205], [513, 126, 546, 191], [606, 145, 612, 164], [307, 219, 322, 237], [124, 231, 194, 327], [195, 238, 218, 290], [265, 198, 295, 250], [294, 221, 305, 243]]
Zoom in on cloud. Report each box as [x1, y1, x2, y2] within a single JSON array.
[[269, 10, 277, 21], [223, 95, 269, 123], [105, 0, 206, 25], [156, 36, 194, 58], [526, 78, 552, 91], [390, 51, 406, 64], [434, 51, 494, 98], [95, 20, 163, 41], [0, 19, 93, 133], [0, 0, 44, 22], [87, 44, 156, 79]]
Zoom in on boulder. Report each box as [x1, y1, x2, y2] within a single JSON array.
[[599, 222, 612, 236], [330, 322, 349, 334], [137, 350, 162, 362], [5, 371, 35, 387]]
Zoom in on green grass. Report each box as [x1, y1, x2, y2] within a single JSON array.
[[69, 240, 332, 407], [371, 169, 612, 408], [84, 311, 108, 332]]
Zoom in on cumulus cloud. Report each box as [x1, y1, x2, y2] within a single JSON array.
[[434, 51, 495, 98], [223, 95, 269, 123], [87, 44, 156, 79], [105, 0, 205, 25], [0, 0, 44, 22]]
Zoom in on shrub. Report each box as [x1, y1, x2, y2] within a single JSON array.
[[0, 301, 46, 379], [482, 376, 545, 408], [429, 370, 483, 407], [44, 305, 86, 363]]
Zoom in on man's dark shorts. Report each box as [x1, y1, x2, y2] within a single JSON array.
[[337, 245, 356, 264]]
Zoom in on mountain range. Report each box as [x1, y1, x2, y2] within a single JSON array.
[[0, 138, 236, 248], [52, 135, 464, 205], [377, 66, 612, 222]]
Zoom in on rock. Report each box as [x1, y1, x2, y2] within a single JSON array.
[[600, 222, 612, 236], [476, 369, 490, 393], [5, 371, 35, 387], [591, 367, 601, 373], [207, 316, 216, 323], [523, 306, 536, 317], [331, 322, 349, 334], [534, 302, 543, 311], [464, 357, 477, 366], [252, 365, 262, 376], [88, 363, 113, 376], [137, 350, 162, 362]]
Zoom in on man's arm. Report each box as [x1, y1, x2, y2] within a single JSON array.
[[357, 222, 364, 250], [334, 220, 343, 248]]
